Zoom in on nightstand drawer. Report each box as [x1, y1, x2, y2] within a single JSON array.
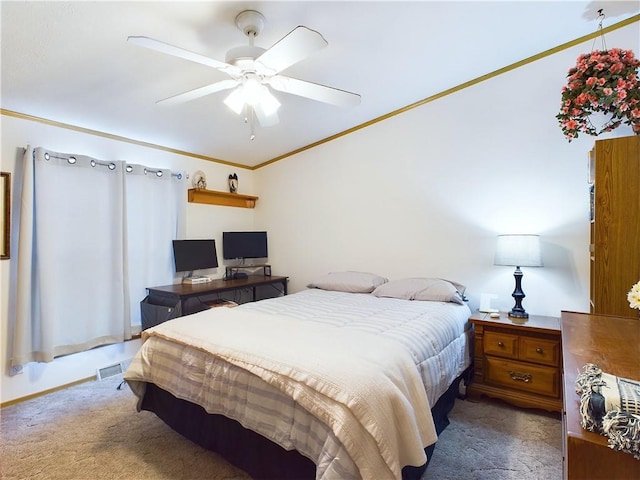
[[485, 357, 560, 398], [483, 331, 518, 358], [519, 337, 560, 366]]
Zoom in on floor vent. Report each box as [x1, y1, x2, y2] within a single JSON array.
[[96, 359, 131, 381]]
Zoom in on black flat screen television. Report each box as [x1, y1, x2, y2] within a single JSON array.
[[222, 231, 268, 260], [172, 239, 219, 272]]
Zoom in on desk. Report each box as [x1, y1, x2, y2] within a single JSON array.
[[147, 275, 288, 316], [560, 311, 639, 479]]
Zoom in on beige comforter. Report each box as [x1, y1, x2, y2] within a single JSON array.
[[134, 306, 438, 479]]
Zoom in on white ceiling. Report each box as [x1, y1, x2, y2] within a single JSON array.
[[2, 1, 639, 168]]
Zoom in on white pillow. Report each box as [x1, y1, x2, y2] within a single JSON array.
[[307, 271, 388, 293], [372, 277, 466, 304]]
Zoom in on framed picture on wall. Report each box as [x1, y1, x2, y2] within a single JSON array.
[[1, 172, 10, 260]]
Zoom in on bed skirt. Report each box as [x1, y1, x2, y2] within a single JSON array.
[[139, 369, 468, 480]]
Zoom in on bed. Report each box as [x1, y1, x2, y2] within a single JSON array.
[[125, 274, 472, 480]]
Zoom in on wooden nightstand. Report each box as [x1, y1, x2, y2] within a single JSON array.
[[467, 311, 562, 413]]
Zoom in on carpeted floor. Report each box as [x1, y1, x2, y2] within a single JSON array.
[[1, 376, 562, 479]]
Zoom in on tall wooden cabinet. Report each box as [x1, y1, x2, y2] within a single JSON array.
[[589, 135, 640, 318]]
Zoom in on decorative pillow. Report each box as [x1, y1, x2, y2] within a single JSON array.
[[371, 277, 466, 304], [575, 363, 640, 460], [307, 271, 388, 293]]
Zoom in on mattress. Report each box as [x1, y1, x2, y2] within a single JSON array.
[[125, 289, 472, 479]]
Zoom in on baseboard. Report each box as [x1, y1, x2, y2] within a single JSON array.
[[0, 376, 95, 409]]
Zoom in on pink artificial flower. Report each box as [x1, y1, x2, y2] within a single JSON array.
[[631, 108, 640, 119], [589, 53, 601, 64], [576, 92, 590, 105], [586, 77, 598, 86], [595, 62, 606, 71], [618, 90, 628, 101], [610, 63, 624, 74], [603, 88, 613, 96]]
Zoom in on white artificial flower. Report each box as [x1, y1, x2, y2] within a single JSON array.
[[628, 281, 640, 310]]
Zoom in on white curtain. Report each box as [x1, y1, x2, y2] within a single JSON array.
[[124, 163, 186, 330], [11, 147, 185, 367]]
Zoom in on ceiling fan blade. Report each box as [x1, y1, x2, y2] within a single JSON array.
[[269, 76, 361, 107], [253, 102, 280, 127], [256, 26, 328, 74], [157, 80, 239, 106], [127, 36, 242, 77]]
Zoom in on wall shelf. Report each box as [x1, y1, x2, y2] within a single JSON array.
[[187, 189, 258, 208]]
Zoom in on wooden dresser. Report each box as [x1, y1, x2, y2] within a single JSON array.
[[561, 311, 639, 479]]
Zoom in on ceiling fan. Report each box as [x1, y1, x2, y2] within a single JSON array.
[[128, 10, 361, 138]]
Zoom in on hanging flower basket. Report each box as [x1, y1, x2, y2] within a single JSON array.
[[557, 48, 640, 141]]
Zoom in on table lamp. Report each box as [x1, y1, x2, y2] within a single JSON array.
[[494, 234, 542, 319]]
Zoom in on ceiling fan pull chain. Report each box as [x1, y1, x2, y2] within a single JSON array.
[[244, 106, 256, 141], [250, 109, 256, 141]]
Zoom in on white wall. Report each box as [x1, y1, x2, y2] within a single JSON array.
[[254, 25, 639, 318], [0, 115, 256, 403], [2, 23, 638, 403]]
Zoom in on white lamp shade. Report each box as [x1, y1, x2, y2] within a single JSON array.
[[223, 88, 245, 114], [495, 234, 542, 267]]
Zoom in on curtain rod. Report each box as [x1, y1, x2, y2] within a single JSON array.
[[38, 149, 183, 179]]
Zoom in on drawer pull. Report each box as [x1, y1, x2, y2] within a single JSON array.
[[497, 341, 504, 347], [508, 370, 532, 383], [536, 347, 544, 354]]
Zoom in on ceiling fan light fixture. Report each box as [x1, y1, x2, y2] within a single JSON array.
[[243, 75, 264, 105], [259, 88, 281, 116], [224, 76, 281, 117], [223, 88, 245, 114]]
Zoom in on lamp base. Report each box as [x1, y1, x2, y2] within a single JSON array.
[[508, 266, 529, 321], [508, 309, 529, 320], [508, 310, 529, 325]]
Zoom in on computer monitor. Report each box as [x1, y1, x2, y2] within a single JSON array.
[[222, 231, 268, 260], [172, 239, 219, 273]]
